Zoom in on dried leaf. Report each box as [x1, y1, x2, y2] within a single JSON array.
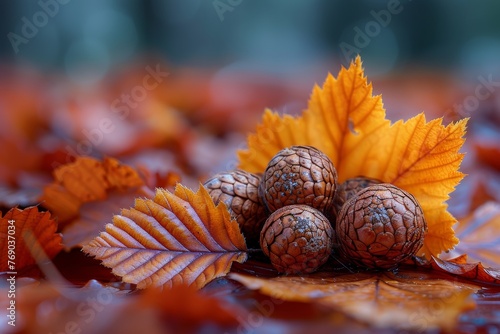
[[231, 269, 477, 331], [0, 206, 62, 272], [474, 133, 500, 171], [136, 166, 182, 190], [83, 184, 247, 289], [0, 280, 134, 334], [62, 191, 146, 249], [426, 255, 500, 285], [448, 171, 500, 218], [40, 157, 145, 223], [238, 56, 467, 257], [0, 279, 242, 334], [444, 202, 500, 268], [136, 285, 242, 328]]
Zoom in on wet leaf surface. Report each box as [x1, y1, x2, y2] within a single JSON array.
[[1, 57, 500, 333], [230, 268, 478, 331]]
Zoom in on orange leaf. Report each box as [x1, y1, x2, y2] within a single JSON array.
[[238, 56, 467, 257], [0, 206, 62, 272], [83, 184, 247, 289], [231, 269, 477, 331], [40, 157, 145, 224], [136, 166, 182, 190]]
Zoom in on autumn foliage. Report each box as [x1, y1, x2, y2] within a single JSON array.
[[0, 207, 61, 272], [238, 57, 467, 258], [40, 157, 145, 224], [83, 185, 247, 289], [1, 57, 500, 333]]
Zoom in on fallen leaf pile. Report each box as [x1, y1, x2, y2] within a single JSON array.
[[1, 56, 500, 333]]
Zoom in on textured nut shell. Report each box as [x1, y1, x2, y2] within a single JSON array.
[[336, 184, 427, 269], [204, 170, 267, 246], [331, 176, 381, 218], [260, 204, 334, 274], [260, 146, 337, 214]]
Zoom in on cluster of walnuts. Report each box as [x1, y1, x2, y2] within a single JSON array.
[[205, 146, 427, 274]]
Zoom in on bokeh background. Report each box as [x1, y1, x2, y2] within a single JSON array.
[[1, 0, 500, 214], [3, 1, 500, 75], [3, 0, 500, 119]]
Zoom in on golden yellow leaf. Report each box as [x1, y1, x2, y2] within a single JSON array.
[[83, 184, 247, 290], [380, 115, 466, 257], [231, 270, 477, 331], [238, 56, 467, 257], [0, 206, 62, 271]]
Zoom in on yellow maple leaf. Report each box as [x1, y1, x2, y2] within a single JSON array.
[[238, 56, 467, 257]]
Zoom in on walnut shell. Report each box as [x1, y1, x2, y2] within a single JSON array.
[[260, 146, 337, 214], [204, 170, 267, 246], [336, 183, 427, 269], [260, 204, 334, 274], [331, 176, 381, 219]]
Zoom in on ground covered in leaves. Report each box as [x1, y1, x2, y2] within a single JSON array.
[[1, 57, 500, 333]]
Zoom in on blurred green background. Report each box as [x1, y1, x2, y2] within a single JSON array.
[[2, 0, 500, 81]]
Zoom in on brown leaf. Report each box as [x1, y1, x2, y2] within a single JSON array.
[[136, 166, 181, 190], [230, 269, 477, 331], [411, 254, 500, 285], [62, 190, 147, 249], [135, 285, 243, 328], [444, 202, 500, 268], [83, 184, 247, 289], [40, 157, 145, 224], [447, 170, 500, 218], [474, 134, 500, 171], [0, 279, 134, 334], [0, 278, 243, 334], [433, 256, 500, 285], [0, 206, 62, 272]]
